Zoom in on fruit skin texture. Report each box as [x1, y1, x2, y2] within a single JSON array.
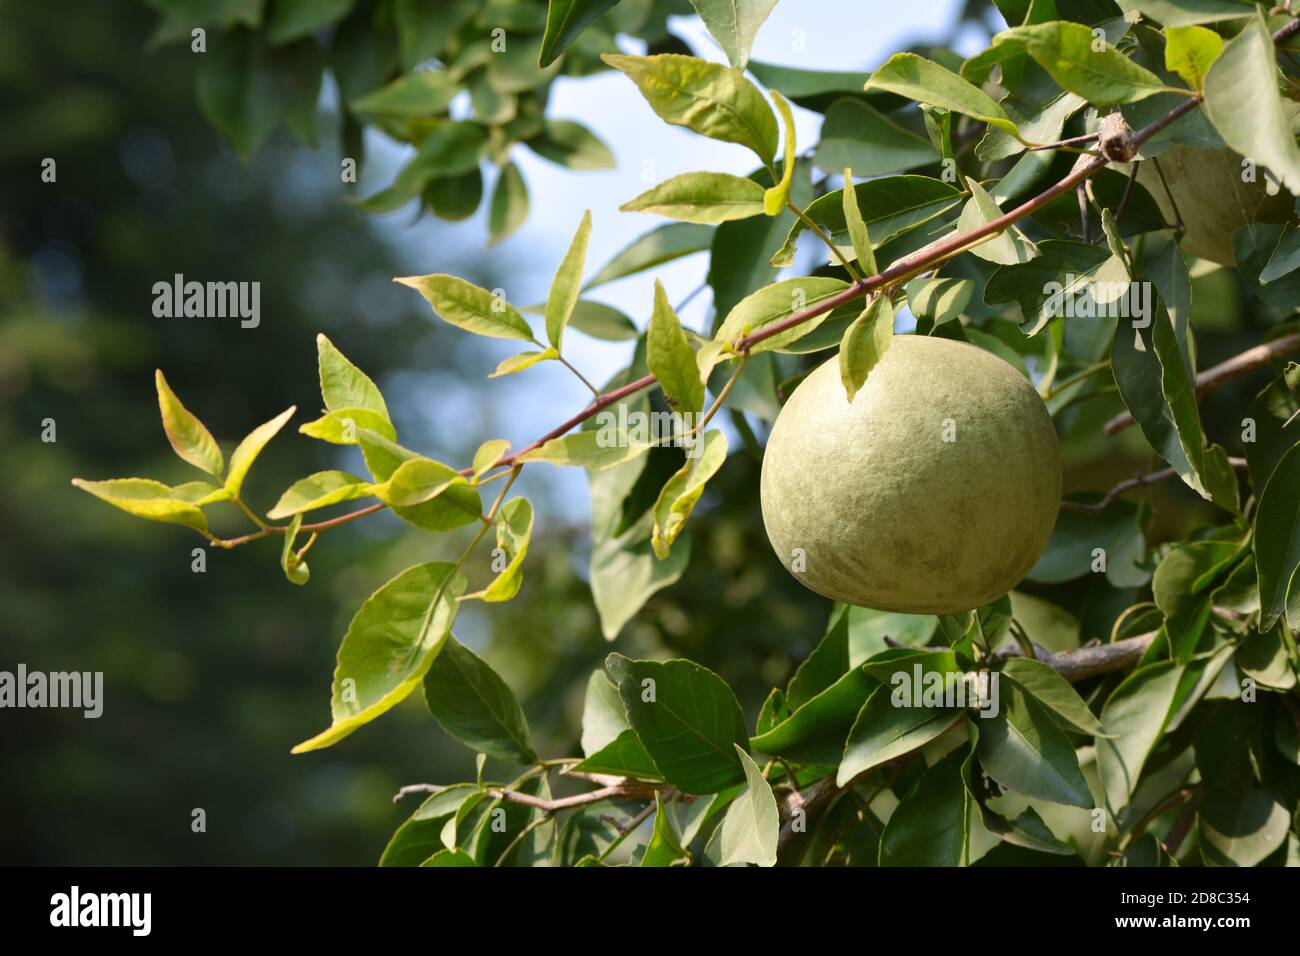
[[1135, 145, 1294, 267], [760, 335, 1061, 614]]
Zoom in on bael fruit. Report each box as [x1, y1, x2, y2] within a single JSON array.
[[760, 335, 1060, 614], [1135, 145, 1294, 267]]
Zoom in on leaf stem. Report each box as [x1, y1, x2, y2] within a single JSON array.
[[787, 200, 862, 281]]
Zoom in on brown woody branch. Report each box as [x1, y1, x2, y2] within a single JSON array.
[[1060, 457, 1248, 512]]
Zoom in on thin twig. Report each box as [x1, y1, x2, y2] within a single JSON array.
[[1060, 457, 1247, 512]]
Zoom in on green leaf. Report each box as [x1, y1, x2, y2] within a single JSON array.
[[1260, 225, 1300, 284], [315, 333, 390, 421], [689, 0, 777, 70], [351, 69, 455, 117], [472, 439, 510, 480], [1115, 0, 1257, 28], [560, 301, 639, 341], [995, 22, 1168, 105], [837, 685, 961, 786], [488, 348, 558, 378], [713, 276, 851, 352], [717, 745, 778, 866], [1198, 788, 1291, 867], [357, 430, 482, 532], [878, 747, 971, 866], [838, 295, 894, 403], [195, 30, 281, 159], [750, 667, 877, 764], [620, 172, 767, 224], [525, 119, 615, 170], [267, 471, 372, 519], [357, 122, 487, 212], [224, 406, 296, 498], [977, 679, 1092, 808], [539, 0, 619, 68], [298, 406, 395, 444], [267, 0, 354, 45], [372, 456, 470, 508], [1165, 24, 1224, 91], [379, 816, 447, 867], [292, 562, 466, 753], [601, 53, 779, 165], [762, 91, 796, 215], [395, 274, 533, 341], [420, 848, 478, 867], [279, 513, 310, 585], [647, 280, 704, 415], [519, 430, 653, 471], [641, 792, 690, 866], [71, 478, 208, 532], [572, 729, 662, 779], [1096, 661, 1183, 817], [1000, 657, 1103, 736], [1253, 441, 1300, 632], [469, 497, 533, 602], [906, 276, 973, 327], [955, 179, 1038, 265], [580, 671, 630, 757], [866, 52, 1019, 137], [545, 211, 591, 350], [984, 239, 1113, 336], [606, 654, 748, 793], [1203, 12, 1300, 197], [747, 61, 873, 110], [422, 636, 537, 763], [585, 223, 714, 290], [488, 161, 529, 245], [814, 98, 939, 178], [841, 168, 876, 275], [155, 370, 223, 478], [651, 430, 727, 559]]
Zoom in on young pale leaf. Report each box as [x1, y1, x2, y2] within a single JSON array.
[[472, 439, 511, 480], [718, 745, 779, 866], [488, 161, 529, 245], [519, 431, 653, 471], [620, 172, 767, 224], [545, 211, 591, 350], [224, 406, 296, 498], [373, 457, 468, 508], [169, 481, 231, 507], [601, 53, 779, 165], [316, 334, 391, 421], [355, 428, 483, 531], [1164, 24, 1224, 91], [422, 636, 537, 763], [841, 168, 876, 275], [838, 296, 894, 403], [640, 792, 690, 867], [689, 0, 777, 70], [1203, 13, 1300, 195], [71, 478, 208, 532], [995, 22, 1168, 105], [469, 497, 533, 602], [279, 513, 309, 585], [652, 430, 727, 559], [1253, 441, 1300, 631], [395, 274, 533, 341], [713, 276, 851, 352], [1096, 661, 1183, 817], [956, 179, 1038, 265], [878, 747, 971, 866], [298, 406, 396, 445], [606, 653, 748, 793], [293, 563, 466, 754], [267, 471, 373, 519], [155, 370, 223, 478], [647, 280, 704, 415], [977, 679, 1092, 808], [762, 90, 797, 215], [837, 685, 961, 786], [585, 222, 715, 290], [488, 348, 558, 378], [866, 53, 1020, 137], [538, 0, 619, 68]]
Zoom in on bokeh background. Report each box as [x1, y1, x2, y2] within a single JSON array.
[[0, 0, 1274, 864]]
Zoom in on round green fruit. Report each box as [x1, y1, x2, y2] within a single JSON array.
[[760, 335, 1061, 614], [1135, 145, 1294, 267]]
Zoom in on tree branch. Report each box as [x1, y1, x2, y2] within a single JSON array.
[[1060, 457, 1248, 512]]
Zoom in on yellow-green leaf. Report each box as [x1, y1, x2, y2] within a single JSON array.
[[298, 406, 396, 445], [956, 179, 1038, 265], [373, 457, 469, 507], [647, 280, 704, 415], [395, 274, 533, 341], [620, 172, 767, 224], [466, 497, 533, 602], [488, 347, 558, 378], [170, 481, 232, 507], [280, 513, 310, 585], [841, 167, 876, 275], [225, 406, 296, 498], [292, 562, 466, 753], [155, 370, 223, 478], [713, 276, 851, 353], [838, 296, 894, 403], [267, 471, 373, 520], [995, 22, 1168, 106], [762, 90, 797, 215], [652, 430, 728, 559], [1165, 24, 1224, 91], [519, 431, 653, 471], [545, 210, 591, 350], [316, 334, 390, 421], [867, 53, 1020, 137], [472, 439, 511, 480], [71, 477, 208, 532]]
